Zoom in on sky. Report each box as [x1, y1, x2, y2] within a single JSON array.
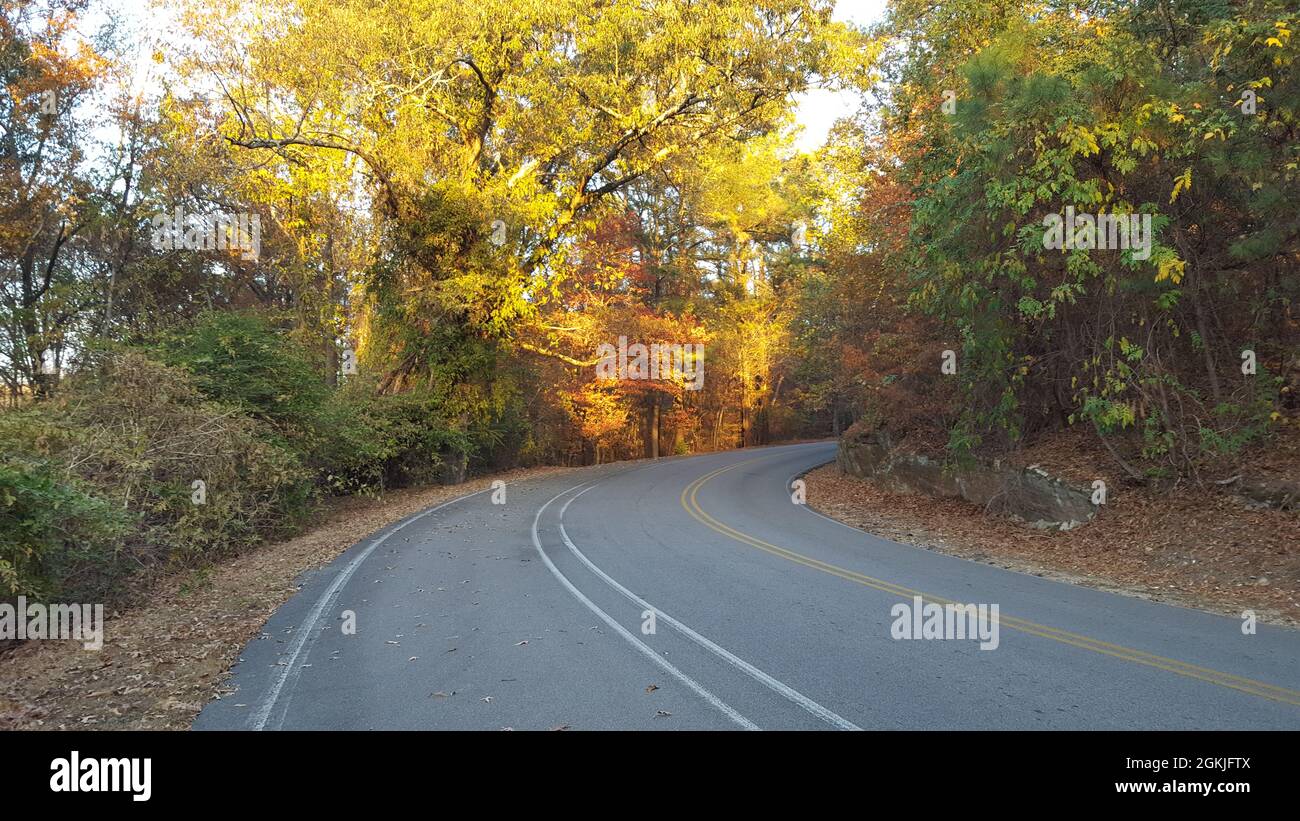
[[791, 0, 888, 152]]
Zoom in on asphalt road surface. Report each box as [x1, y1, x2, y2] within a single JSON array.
[[194, 442, 1300, 730]]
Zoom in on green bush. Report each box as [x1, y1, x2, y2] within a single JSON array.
[[0, 350, 315, 602], [155, 312, 476, 493], [68, 351, 315, 559], [321, 377, 472, 490], [309, 378, 394, 493], [0, 456, 128, 600], [375, 391, 473, 487], [159, 311, 329, 445]]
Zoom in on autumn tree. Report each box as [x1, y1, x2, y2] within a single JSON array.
[[857, 0, 1298, 478], [0, 0, 104, 399]]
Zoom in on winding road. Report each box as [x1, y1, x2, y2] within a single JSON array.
[[195, 441, 1300, 730]]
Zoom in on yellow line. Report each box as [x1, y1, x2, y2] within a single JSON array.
[[679, 455, 1300, 708]]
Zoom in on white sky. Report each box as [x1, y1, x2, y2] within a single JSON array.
[[792, 0, 888, 152]]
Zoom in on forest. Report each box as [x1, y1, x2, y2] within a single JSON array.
[[1, 0, 1296, 606]]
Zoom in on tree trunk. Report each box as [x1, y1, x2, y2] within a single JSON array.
[[1192, 280, 1222, 404], [648, 397, 660, 459], [324, 233, 339, 387]]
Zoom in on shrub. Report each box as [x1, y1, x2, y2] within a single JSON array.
[[0, 350, 315, 602], [65, 351, 315, 559], [155, 312, 477, 493], [159, 311, 329, 445], [308, 378, 394, 494], [0, 456, 128, 600], [358, 384, 472, 488]]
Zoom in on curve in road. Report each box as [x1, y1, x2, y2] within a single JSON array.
[[195, 442, 1300, 730]]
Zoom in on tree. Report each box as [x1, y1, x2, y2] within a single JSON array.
[[173, 0, 843, 387], [0, 0, 103, 399]]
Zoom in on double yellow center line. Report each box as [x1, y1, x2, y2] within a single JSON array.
[[680, 457, 1300, 708]]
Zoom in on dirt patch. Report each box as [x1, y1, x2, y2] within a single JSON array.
[[0, 466, 576, 730], [803, 456, 1300, 626]]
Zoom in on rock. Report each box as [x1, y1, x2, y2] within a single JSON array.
[[837, 429, 1097, 530], [436, 450, 468, 485], [1236, 478, 1298, 511]]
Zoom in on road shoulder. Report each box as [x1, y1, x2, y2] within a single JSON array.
[[802, 462, 1299, 628]]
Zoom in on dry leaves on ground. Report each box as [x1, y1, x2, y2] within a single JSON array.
[[803, 462, 1299, 625]]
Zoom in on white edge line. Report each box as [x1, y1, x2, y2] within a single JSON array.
[[558, 486, 861, 730], [787, 465, 881, 535], [532, 482, 760, 731], [250, 486, 491, 730]]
